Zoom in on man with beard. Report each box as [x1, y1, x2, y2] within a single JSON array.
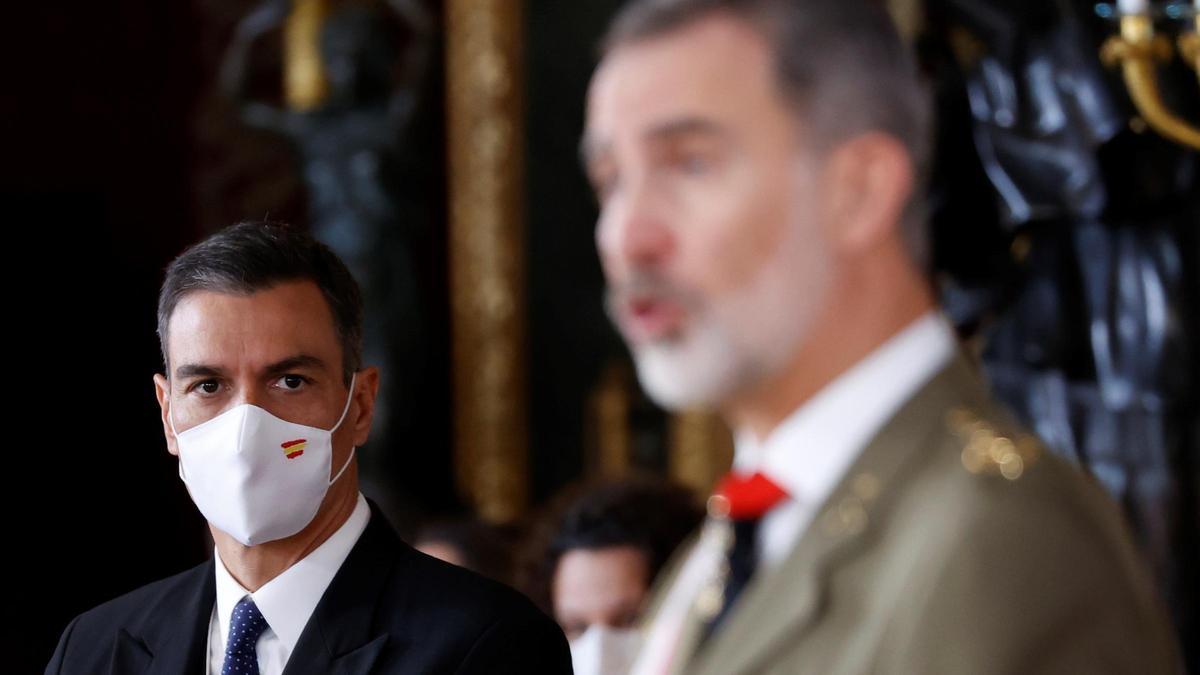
[[582, 0, 1180, 673]]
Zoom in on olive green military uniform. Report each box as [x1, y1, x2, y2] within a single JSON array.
[[653, 356, 1179, 675]]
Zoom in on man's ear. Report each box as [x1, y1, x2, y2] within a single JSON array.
[[822, 132, 915, 255], [348, 367, 380, 448], [153, 373, 179, 457]]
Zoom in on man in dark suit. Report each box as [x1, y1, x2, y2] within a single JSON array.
[[46, 222, 572, 674]]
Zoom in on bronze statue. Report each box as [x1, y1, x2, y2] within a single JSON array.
[[220, 0, 436, 505]]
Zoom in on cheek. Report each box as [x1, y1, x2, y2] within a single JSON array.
[[683, 174, 794, 295], [594, 215, 620, 279], [170, 396, 220, 433]]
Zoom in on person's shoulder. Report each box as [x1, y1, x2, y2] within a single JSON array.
[[67, 559, 211, 635], [928, 401, 1130, 543], [873, 402, 1179, 670], [46, 559, 211, 673], [892, 398, 1164, 618], [859, 357, 1146, 584], [371, 545, 572, 673], [386, 544, 551, 625]]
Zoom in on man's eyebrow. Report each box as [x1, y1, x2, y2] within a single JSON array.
[[643, 117, 729, 143], [580, 116, 730, 169], [262, 354, 327, 375], [173, 364, 225, 380], [172, 355, 328, 381]]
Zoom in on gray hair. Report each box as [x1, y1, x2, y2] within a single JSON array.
[[603, 0, 933, 267]]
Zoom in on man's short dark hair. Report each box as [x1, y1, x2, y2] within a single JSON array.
[[157, 222, 364, 384], [602, 0, 933, 265], [517, 476, 705, 616]]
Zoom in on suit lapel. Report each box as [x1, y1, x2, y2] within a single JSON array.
[[127, 559, 215, 675], [326, 635, 389, 675], [282, 502, 398, 675], [109, 629, 153, 674], [693, 356, 985, 675]]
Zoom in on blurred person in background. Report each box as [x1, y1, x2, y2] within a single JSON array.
[[583, 0, 1181, 673], [414, 518, 519, 585], [519, 477, 704, 675]]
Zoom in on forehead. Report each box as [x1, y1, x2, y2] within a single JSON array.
[[165, 280, 340, 368], [587, 14, 785, 142], [553, 546, 648, 610]]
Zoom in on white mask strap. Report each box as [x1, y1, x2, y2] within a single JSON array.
[[329, 447, 356, 485], [329, 373, 358, 433], [327, 373, 359, 485]]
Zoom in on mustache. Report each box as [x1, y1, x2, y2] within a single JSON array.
[[604, 270, 701, 320]]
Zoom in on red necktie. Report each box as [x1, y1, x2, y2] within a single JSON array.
[[710, 471, 789, 520], [698, 471, 790, 646]]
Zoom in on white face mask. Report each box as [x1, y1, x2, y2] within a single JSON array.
[[568, 625, 642, 675], [170, 374, 357, 546]]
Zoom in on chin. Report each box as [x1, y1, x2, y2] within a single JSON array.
[[631, 336, 745, 411]]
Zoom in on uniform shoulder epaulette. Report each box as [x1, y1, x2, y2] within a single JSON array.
[[946, 407, 1041, 481]]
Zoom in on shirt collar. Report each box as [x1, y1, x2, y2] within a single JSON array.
[[213, 492, 371, 655], [733, 312, 957, 507]]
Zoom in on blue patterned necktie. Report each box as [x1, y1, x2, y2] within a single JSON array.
[[222, 596, 270, 675]]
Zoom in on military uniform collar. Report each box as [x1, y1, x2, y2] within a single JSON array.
[[694, 354, 987, 675], [732, 311, 957, 564]]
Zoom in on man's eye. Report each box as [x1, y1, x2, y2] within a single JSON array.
[[277, 375, 306, 390], [192, 380, 220, 395], [677, 154, 711, 174]]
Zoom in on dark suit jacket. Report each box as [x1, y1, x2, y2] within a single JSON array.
[[46, 503, 573, 674]]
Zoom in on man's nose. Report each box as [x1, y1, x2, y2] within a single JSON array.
[[234, 382, 267, 410], [596, 180, 675, 270]]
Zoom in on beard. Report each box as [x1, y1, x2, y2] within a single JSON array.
[[609, 222, 833, 412]]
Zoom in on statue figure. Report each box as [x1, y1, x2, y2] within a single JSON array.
[[925, 0, 1198, 665], [220, 0, 437, 510]]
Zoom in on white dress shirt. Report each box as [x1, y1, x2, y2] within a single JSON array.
[[631, 312, 957, 675], [206, 492, 371, 675]]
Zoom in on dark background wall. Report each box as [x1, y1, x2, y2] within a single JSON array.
[[525, 0, 629, 503], [7, 4, 209, 671]]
